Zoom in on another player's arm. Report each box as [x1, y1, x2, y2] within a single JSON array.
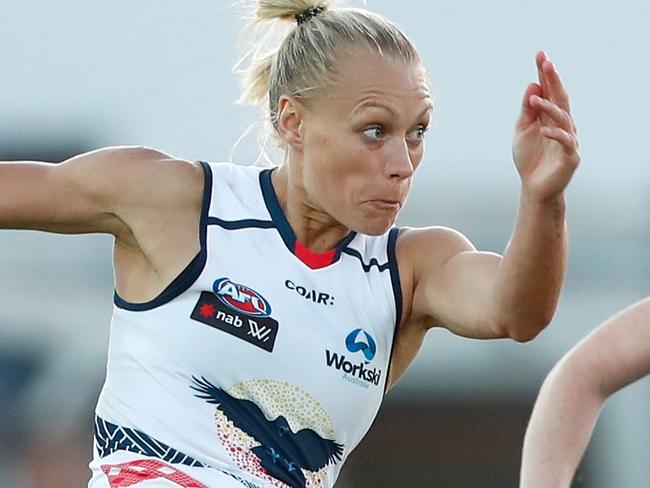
[[519, 298, 650, 488]]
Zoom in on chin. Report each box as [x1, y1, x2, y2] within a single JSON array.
[[352, 216, 396, 236]]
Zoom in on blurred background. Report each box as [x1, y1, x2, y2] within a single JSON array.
[[1, 0, 649, 486]]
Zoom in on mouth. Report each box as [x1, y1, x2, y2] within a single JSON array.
[[367, 199, 402, 211]]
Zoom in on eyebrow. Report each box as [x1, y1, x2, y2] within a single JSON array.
[[352, 100, 433, 120]]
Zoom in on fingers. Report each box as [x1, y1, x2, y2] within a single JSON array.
[[536, 51, 572, 114], [516, 83, 543, 129], [521, 82, 543, 111], [536, 52, 550, 99], [530, 95, 576, 134], [540, 126, 580, 167], [543, 60, 572, 114], [531, 93, 579, 162]]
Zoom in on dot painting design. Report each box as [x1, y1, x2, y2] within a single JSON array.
[[214, 379, 337, 487]]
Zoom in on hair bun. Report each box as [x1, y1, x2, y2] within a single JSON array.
[[295, 5, 326, 25]]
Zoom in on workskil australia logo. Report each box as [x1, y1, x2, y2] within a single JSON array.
[[190, 278, 279, 353], [325, 328, 382, 389]]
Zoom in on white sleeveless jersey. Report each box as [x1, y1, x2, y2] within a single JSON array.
[[89, 162, 402, 488]]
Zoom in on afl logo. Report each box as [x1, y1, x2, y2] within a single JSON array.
[[212, 278, 272, 317]]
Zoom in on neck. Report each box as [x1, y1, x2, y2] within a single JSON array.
[[272, 164, 350, 253]]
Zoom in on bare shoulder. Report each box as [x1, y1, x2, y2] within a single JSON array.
[[386, 226, 478, 386], [395, 225, 476, 271], [392, 226, 476, 326], [0, 145, 204, 235], [63, 145, 204, 207], [94, 147, 207, 301]]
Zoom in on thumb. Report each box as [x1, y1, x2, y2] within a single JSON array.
[[516, 83, 543, 130]]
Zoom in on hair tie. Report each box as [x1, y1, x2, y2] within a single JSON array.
[[295, 5, 326, 25]]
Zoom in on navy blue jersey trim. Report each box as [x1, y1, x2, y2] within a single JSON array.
[[260, 169, 296, 250], [259, 169, 356, 266], [113, 161, 213, 311], [384, 227, 403, 394], [207, 216, 276, 230], [225, 473, 265, 488], [340, 247, 390, 273], [334, 231, 358, 261], [95, 415, 264, 487], [94, 415, 207, 467]]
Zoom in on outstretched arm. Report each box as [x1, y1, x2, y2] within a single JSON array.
[[0, 148, 118, 233], [0, 145, 205, 301], [403, 52, 579, 342], [0, 146, 200, 239], [519, 298, 650, 487]]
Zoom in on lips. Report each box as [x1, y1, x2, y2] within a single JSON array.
[[367, 199, 401, 211]]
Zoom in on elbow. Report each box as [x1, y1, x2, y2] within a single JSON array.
[[499, 312, 554, 343], [509, 326, 544, 343]]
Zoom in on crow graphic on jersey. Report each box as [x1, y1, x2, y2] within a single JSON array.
[[190, 376, 344, 488]]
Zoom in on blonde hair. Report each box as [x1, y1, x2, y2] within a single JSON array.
[[236, 1, 421, 156]]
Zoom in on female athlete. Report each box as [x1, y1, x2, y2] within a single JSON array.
[[0, 1, 579, 486]]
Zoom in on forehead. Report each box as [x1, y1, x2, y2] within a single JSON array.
[[315, 49, 432, 116]]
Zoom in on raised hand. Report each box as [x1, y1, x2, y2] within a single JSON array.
[[512, 52, 580, 203]]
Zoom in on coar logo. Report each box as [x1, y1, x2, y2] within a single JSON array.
[[213, 278, 272, 317], [345, 328, 377, 362]]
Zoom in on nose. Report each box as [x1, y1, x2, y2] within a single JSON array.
[[385, 138, 415, 180]]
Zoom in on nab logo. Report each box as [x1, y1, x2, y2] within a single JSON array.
[[345, 328, 377, 362], [190, 278, 279, 352], [213, 277, 272, 317]]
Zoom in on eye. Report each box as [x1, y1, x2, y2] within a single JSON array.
[[362, 126, 385, 141], [406, 126, 429, 144]]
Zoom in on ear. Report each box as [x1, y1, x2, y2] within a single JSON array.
[[276, 95, 305, 149]]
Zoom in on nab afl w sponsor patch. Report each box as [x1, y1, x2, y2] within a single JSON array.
[[190, 278, 279, 352]]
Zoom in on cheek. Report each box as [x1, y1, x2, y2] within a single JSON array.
[[302, 129, 383, 209], [306, 132, 365, 180], [302, 151, 347, 208], [304, 155, 356, 207], [410, 143, 425, 170]]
